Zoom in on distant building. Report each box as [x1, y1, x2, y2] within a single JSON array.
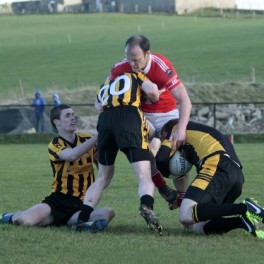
[[176, 0, 235, 14], [0, 0, 264, 14], [235, 0, 264, 10], [177, 0, 264, 13], [89, 0, 264, 14]]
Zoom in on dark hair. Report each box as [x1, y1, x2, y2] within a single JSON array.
[[50, 104, 71, 131], [125, 35, 150, 52]]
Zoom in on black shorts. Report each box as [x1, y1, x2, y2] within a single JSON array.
[[41, 192, 82, 226], [97, 106, 150, 165], [185, 154, 244, 204]]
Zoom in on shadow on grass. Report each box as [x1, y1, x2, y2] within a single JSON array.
[[104, 223, 194, 237]]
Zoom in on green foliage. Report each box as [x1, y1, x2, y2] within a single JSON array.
[[0, 13, 264, 101], [0, 144, 264, 263], [1, 133, 264, 144], [0, 133, 55, 144]]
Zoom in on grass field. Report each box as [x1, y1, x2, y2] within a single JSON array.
[[0, 143, 264, 264], [1, 13, 264, 101]]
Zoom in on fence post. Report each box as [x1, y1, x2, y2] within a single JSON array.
[[135, 4, 138, 13], [19, 79, 24, 98], [227, 134, 234, 144], [249, 66, 256, 83], [213, 104, 216, 128], [148, 5, 152, 14]]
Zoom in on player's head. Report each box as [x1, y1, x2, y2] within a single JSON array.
[[50, 104, 73, 132], [161, 119, 179, 140], [125, 35, 150, 72], [125, 35, 150, 52]]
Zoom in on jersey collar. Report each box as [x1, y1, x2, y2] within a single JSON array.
[[141, 53, 152, 74]]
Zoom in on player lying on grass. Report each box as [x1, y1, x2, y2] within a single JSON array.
[[1, 104, 115, 232], [155, 119, 264, 238]]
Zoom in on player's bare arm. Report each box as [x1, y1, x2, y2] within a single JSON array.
[[169, 83, 192, 149], [94, 99, 102, 113], [141, 80, 159, 103], [59, 134, 98, 162]]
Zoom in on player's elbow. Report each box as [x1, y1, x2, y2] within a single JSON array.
[[68, 153, 80, 162], [149, 83, 159, 102], [142, 82, 159, 102], [95, 101, 102, 112], [60, 150, 79, 162]]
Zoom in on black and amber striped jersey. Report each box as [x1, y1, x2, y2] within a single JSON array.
[[96, 72, 148, 109], [156, 119, 242, 177], [48, 133, 96, 201]]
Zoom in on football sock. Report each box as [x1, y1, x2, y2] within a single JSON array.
[[149, 150, 166, 188], [192, 203, 247, 222], [203, 217, 244, 235], [77, 204, 94, 223], [176, 192, 186, 207], [140, 195, 154, 210], [151, 171, 166, 187]]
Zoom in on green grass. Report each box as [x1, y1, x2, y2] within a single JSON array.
[[0, 13, 264, 100], [0, 143, 264, 263]]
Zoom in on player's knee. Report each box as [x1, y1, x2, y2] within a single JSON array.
[[179, 199, 197, 225], [179, 214, 191, 226], [179, 210, 193, 225], [13, 215, 35, 226]]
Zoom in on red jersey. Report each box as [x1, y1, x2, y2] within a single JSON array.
[[109, 52, 182, 113]]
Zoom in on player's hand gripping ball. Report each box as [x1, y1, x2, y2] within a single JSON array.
[[169, 151, 192, 179]]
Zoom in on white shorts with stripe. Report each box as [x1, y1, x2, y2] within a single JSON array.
[[144, 109, 179, 138]]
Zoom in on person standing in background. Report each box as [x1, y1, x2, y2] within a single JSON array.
[[53, 93, 61, 106], [31, 90, 46, 133]]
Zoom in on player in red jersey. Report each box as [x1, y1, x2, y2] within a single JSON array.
[[108, 35, 192, 207]]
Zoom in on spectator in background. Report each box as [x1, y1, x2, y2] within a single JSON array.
[[31, 91, 46, 133], [53, 93, 61, 106]]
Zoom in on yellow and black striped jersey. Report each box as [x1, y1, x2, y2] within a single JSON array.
[[96, 72, 148, 109], [48, 133, 96, 201], [156, 120, 242, 177]]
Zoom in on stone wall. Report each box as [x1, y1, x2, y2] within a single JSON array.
[[0, 103, 263, 134], [191, 103, 264, 134], [76, 103, 264, 135]]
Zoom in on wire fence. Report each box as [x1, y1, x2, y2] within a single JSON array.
[[0, 102, 263, 135]]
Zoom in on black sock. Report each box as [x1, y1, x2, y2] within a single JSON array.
[[77, 204, 94, 223], [193, 203, 247, 222], [140, 195, 154, 210], [203, 217, 244, 235]]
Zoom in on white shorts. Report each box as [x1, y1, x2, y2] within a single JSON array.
[[144, 109, 179, 137]]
